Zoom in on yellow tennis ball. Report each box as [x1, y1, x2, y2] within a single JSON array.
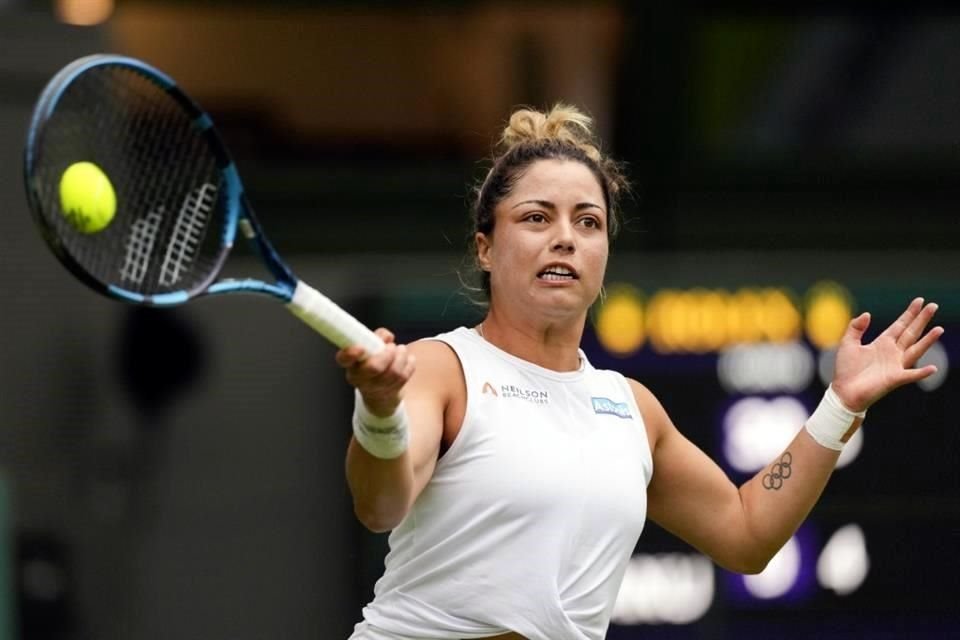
[[59, 161, 116, 234]]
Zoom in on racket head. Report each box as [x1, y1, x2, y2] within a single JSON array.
[[24, 54, 244, 305]]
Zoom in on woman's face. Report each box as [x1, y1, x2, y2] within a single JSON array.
[[476, 158, 609, 322]]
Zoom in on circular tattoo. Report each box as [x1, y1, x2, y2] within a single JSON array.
[[762, 452, 793, 491]]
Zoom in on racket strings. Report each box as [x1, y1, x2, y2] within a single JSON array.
[[158, 181, 215, 286], [120, 71, 219, 291], [119, 207, 163, 285], [31, 64, 227, 296]]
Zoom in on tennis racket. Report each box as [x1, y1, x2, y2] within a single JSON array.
[[23, 54, 384, 356]]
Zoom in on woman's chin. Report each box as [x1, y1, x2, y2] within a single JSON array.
[[528, 289, 592, 319]]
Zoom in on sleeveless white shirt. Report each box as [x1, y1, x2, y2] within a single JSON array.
[[353, 327, 654, 640]]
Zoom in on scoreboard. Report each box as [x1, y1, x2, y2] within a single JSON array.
[[584, 277, 958, 638]]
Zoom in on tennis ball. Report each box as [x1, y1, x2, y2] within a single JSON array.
[[59, 161, 116, 233]]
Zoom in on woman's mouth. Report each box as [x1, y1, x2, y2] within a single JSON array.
[[537, 265, 579, 281]]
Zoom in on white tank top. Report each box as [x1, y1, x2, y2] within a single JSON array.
[[355, 327, 654, 640]]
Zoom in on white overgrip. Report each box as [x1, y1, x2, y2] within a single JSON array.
[[286, 280, 385, 355]]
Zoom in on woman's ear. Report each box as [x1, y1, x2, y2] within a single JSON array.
[[475, 232, 492, 272]]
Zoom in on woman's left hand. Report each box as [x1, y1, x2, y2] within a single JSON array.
[[831, 297, 944, 413]]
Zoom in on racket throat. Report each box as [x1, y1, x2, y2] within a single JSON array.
[[239, 218, 257, 239]]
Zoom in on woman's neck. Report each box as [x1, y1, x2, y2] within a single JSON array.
[[477, 310, 584, 372]]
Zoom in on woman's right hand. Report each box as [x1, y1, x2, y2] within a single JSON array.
[[336, 327, 416, 417]]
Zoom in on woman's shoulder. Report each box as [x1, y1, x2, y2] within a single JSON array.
[[621, 376, 672, 449], [408, 336, 461, 366], [407, 330, 469, 381], [409, 326, 485, 367], [406, 335, 469, 436]]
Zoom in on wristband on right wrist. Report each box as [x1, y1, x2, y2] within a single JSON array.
[[804, 385, 866, 451], [351, 390, 410, 460]]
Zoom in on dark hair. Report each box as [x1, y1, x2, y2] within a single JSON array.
[[467, 104, 628, 303]]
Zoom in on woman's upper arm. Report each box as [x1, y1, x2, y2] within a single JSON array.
[[628, 379, 758, 572], [403, 339, 463, 503]]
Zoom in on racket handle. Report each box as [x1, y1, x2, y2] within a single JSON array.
[[287, 281, 385, 355]]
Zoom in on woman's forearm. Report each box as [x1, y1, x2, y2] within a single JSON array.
[[738, 427, 841, 570], [346, 439, 415, 533]]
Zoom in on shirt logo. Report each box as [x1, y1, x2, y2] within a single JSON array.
[[482, 381, 549, 405], [591, 396, 632, 419]]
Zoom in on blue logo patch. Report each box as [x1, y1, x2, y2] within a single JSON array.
[[591, 397, 632, 419]]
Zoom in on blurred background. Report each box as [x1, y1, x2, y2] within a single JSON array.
[[1, 1, 958, 639]]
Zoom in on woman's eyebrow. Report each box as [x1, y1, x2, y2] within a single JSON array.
[[511, 199, 603, 211]]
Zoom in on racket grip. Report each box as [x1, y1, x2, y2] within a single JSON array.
[[286, 281, 385, 355]]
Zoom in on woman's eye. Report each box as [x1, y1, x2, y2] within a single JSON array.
[[526, 213, 546, 223], [580, 217, 600, 229]]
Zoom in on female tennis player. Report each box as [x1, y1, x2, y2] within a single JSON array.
[[337, 104, 943, 640]]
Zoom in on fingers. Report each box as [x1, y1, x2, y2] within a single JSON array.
[[374, 327, 396, 344], [903, 324, 945, 368], [335, 327, 396, 367], [896, 302, 939, 350], [335, 327, 416, 408], [880, 297, 925, 342], [335, 344, 367, 368], [899, 363, 939, 387], [842, 312, 871, 345], [355, 343, 412, 382], [888, 298, 943, 379]]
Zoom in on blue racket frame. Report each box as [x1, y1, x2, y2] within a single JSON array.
[[24, 54, 298, 307]]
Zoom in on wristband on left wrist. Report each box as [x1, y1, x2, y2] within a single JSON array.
[[804, 385, 866, 451]]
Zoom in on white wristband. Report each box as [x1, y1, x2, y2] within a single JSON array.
[[804, 385, 866, 451], [352, 390, 410, 459]]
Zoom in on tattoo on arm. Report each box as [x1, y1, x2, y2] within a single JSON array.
[[762, 452, 793, 491]]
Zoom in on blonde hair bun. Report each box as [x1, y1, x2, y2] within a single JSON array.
[[499, 103, 602, 163]]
